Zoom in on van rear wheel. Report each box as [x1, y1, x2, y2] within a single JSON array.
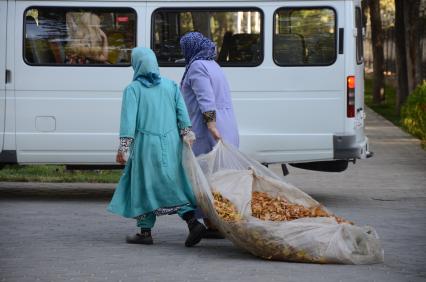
[[289, 160, 348, 172]]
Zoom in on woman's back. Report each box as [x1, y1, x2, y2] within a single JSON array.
[[129, 78, 181, 134], [193, 60, 232, 107]]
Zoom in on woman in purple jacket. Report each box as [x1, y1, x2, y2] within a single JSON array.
[[180, 32, 239, 155], [180, 32, 239, 238]]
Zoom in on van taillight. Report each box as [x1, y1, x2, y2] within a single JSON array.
[[347, 76, 355, 118]]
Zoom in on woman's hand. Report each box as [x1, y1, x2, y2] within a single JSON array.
[[207, 122, 221, 141], [116, 151, 126, 165], [182, 129, 196, 147], [184, 138, 194, 147], [117, 137, 133, 164]]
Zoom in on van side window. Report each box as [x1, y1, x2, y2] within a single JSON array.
[[273, 7, 336, 66], [355, 7, 364, 64], [24, 7, 136, 66], [152, 8, 263, 66]]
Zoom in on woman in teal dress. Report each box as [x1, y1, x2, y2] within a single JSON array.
[[108, 47, 206, 247]]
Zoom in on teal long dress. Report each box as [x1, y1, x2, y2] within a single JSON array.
[[108, 48, 196, 219]]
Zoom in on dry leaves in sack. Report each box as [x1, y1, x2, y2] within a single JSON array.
[[183, 141, 384, 264]]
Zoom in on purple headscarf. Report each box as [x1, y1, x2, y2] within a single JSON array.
[[180, 32, 217, 86]]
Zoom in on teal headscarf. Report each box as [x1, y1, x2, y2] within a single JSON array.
[[131, 47, 161, 88]]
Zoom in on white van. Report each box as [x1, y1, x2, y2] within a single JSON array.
[[0, 0, 371, 173]]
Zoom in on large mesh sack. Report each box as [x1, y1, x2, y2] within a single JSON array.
[[183, 141, 384, 264]]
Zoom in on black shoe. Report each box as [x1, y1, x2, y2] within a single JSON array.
[[182, 211, 207, 247], [126, 230, 153, 245], [202, 228, 225, 239], [185, 220, 207, 247]]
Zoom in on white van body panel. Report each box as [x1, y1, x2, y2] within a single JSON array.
[[0, 0, 7, 153], [3, 0, 16, 154], [2, 0, 369, 166], [13, 1, 144, 163]]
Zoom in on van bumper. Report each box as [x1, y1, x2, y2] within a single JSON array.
[[333, 135, 371, 160]]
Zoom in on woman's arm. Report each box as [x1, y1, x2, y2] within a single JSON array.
[[174, 83, 196, 145], [188, 62, 221, 140], [117, 85, 138, 164], [175, 83, 192, 129], [180, 127, 196, 146], [188, 62, 216, 113], [117, 137, 133, 164]]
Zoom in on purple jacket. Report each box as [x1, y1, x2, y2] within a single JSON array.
[[181, 60, 239, 156]]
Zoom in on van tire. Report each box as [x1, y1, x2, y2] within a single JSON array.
[[0, 151, 17, 165], [289, 160, 348, 172]]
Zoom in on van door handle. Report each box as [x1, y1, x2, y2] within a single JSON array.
[[338, 28, 344, 54], [5, 69, 11, 83]]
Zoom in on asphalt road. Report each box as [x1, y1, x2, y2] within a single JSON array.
[[0, 108, 425, 282]]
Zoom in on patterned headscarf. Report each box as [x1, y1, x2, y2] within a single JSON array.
[[131, 47, 161, 88], [180, 32, 217, 85]]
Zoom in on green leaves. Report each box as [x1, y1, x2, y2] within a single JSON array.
[[401, 81, 426, 147]]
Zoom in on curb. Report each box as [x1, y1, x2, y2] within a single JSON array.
[[0, 182, 115, 199]]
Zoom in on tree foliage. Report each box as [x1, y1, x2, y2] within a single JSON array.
[[380, 0, 395, 28], [401, 82, 426, 147]]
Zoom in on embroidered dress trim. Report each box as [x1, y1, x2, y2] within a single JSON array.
[[119, 137, 133, 154], [118, 137, 133, 162], [203, 111, 216, 123], [180, 127, 192, 136], [135, 204, 190, 221], [181, 127, 196, 144]]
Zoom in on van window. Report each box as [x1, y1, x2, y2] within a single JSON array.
[[273, 7, 336, 66], [152, 8, 263, 66], [24, 7, 136, 66], [355, 7, 364, 64]]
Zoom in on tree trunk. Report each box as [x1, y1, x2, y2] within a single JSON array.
[[394, 0, 410, 113], [362, 0, 371, 70], [415, 15, 425, 84], [191, 12, 211, 38], [369, 0, 385, 104], [362, 0, 370, 30], [404, 0, 421, 91]]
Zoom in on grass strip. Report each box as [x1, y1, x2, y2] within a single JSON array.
[[364, 78, 401, 126], [0, 164, 121, 183]]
